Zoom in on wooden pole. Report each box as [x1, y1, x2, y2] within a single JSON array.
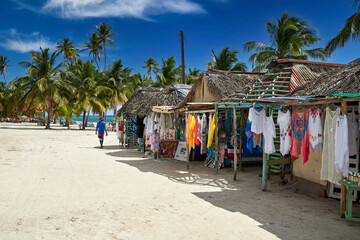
[[340, 101, 348, 217], [262, 106, 268, 191], [233, 105, 238, 180], [239, 108, 243, 172], [186, 113, 190, 170], [180, 30, 186, 84], [215, 104, 219, 173]]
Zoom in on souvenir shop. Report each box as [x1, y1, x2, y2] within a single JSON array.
[[184, 103, 264, 177]]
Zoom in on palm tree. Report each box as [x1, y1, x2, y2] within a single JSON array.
[[67, 60, 110, 129], [106, 59, 133, 123], [207, 48, 247, 72], [244, 12, 328, 71], [186, 68, 201, 84], [132, 73, 153, 87], [154, 57, 181, 87], [325, 1, 360, 53], [82, 32, 102, 69], [16, 48, 63, 129], [56, 37, 80, 65], [0, 56, 10, 85], [142, 57, 160, 79], [95, 22, 116, 70]]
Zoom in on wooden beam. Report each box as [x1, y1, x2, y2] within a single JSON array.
[[262, 106, 268, 191], [239, 109, 243, 174], [340, 101, 348, 217], [215, 104, 219, 173], [267, 158, 291, 166], [233, 106, 238, 180]]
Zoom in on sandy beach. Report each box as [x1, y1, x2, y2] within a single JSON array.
[[0, 122, 359, 240]]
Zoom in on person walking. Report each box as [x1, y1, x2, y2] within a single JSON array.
[[96, 116, 108, 148]]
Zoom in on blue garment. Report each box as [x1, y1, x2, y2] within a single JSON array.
[[245, 120, 254, 153], [96, 121, 107, 135]]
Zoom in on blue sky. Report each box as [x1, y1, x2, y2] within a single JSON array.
[[1, 0, 359, 82]]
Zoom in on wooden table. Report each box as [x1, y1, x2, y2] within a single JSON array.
[[338, 180, 360, 225]]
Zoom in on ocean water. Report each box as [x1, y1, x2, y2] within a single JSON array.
[[72, 115, 115, 123]]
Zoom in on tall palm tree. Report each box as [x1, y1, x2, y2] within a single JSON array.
[[244, 12, 328, 71], [95, 22, 116, 70], [56, 37, 80, 65], [82, 32, 102, 69], [106, 59, 133, 123], [16, 48, 63, 129], [155, 57, 181, 87], [142, 57, 160, 79], [0, 56, 10, 85], [207, 48, 247, 72], [186, 68, 201, 84], [326, 1, 360, 53]]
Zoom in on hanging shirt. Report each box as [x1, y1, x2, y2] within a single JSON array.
[[290, 110, 310, 164], [207, 114, 216, 148], [200, 114, 208, 155], [248, 107, 266, 134], [194, 116, 200, 146], [277, 110, 291, 156], [187, 115, 196, 149], [308, 109, 323, 153], [245, 120, 254, 153], [321, 108, 341, 184], [348, 111, 359, 156], [334, 115, 349, 177], [263, 114, 276, 154], [150, 132, 160, 152]]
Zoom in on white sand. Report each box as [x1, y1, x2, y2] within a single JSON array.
[[0, 123, 359, 240]]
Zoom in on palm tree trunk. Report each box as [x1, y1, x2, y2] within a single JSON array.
[[113, 104, 117, 124], [82, 110, 86, 130], [85, 111, 90, 126], [94, 57, 100, 69], [46, 107, 51, 129], [43, 107, 46, 126], [104, 41, 106, 71], [53, 116, 57, 124]]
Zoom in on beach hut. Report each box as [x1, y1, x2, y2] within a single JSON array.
[[118, 87, 161, 146]]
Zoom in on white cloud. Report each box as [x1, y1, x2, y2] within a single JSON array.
[[0, 29, 56, 53], [42, 0, 205, 19]]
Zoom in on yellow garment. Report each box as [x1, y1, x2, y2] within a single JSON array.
[[207, 114, 216, 148], [187, 115, 196, 149]]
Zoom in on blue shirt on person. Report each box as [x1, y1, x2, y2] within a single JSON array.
[[96, 121, 107, 135]]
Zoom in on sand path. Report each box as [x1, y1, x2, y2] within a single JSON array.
[[0, 123, 359, 239]]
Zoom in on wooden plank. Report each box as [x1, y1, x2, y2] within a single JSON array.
[[262, 106, 268, 191], [340, 101, 348, 217], [265, 72, 291, 75], [268, 158, 291, 166]]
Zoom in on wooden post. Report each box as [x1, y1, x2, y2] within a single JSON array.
[[186, 113, 190, 170], [215, 104, 219, 173], [262, 106, 268, 191], [233, 105, 238, 180], [152, 112, 157, 159], [340, 101, 348, 216], [239, 108, 243, 172]]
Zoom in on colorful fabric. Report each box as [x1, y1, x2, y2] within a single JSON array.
[[200, 114, 207, 155], [308, 108, 323, 153], [207, 114, 216, 148], [245, 120, 254, 153], [290, 110, 310, 164], [187, 115, 196, 149], [157, 141, 179, 159]]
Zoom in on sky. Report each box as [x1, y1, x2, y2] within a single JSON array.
[[1, 0, 359, 83]]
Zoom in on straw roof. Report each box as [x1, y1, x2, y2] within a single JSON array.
[[291, 58, 360, 96], [177, 70, 264, 108], [118, 87, 160, 116]]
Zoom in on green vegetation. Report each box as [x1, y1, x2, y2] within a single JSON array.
[[207, 48, 247, 72]]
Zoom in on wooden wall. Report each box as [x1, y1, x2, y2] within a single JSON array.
[[292, 153, 326, 186], [190, 76, 221, 103]]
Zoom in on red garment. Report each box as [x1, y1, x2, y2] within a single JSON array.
[[289, 110, 310, 164], [194, 116, 200, 145]]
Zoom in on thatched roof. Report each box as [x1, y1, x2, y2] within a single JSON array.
[[177, 70, 264, 108], [291, 58, 360, 96], [118, 87, 160, 116], [118, 84, 191, 117]]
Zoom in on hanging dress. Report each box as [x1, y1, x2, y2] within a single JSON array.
[[263, 114, 276, 154], [200, 114, 208, 155], [207, 114, 216, 148], [290, 110, 310, 164], [320, 108, 341, 184], [308, 108, 323, 153], [277, 110, 291, 156], [334, 114, 349, 177], [348, 111, 359, 156]]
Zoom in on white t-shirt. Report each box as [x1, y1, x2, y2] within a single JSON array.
[[277, 110, 291, 156], [334, 115, 349, 177], [249, 107, 266, 134], [348, 111, 359, 156], [263, 115, 276, 154], [309, 108, 323, 153]]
